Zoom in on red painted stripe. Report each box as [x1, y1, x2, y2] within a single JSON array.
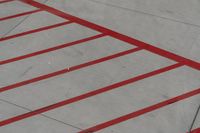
[[21, 0, 200, 70], [0, 63, 182, 126], [0, 34, 105, 65], [0, 21, 72, 41], [0, 47, 142, 93], [190, 128, 200, 133], [79, 88, 200, 133], [0, 0, 14, 4], [0, 9, 42, 21]]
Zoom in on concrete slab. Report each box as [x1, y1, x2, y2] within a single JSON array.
[[0, 0, 36, 18], [43, 0, 200, 62], [0, 16, 26, 37], [96, 94, 200, 133], [0, 50, 174, 109], [1, 115, 79, 133], [0, 0, 199, 132], [92, 0, 200, 27], [0, 23, 98, 60], [0, 36, 133, 87], [41, 66, 200, 129], [0, 100, 28, 120], [4, 11, 67, 37]]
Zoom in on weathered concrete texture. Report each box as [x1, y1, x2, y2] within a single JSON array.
[[0, 0, 199, 133], [44, 0, 200, 62]]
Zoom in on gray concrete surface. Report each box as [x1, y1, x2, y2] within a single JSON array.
[[0, 0, 199, 133]]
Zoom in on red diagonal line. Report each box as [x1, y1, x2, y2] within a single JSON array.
[[0, 47, 142, 93], [0, 9, 42, 21], [189, 128, 200, 133], [0, 21, 72, 41], [0, 0, 14, 4], [20, 0, 200, 71], [0, 63, 182, 127], [79, 88, 200, 133], [0, 34, 105, 65]]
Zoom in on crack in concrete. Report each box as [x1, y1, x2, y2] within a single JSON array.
[[0, 98, 83, 131], [189, 105, 200, 133], [89, 0, 200, 29], [1, 0, 49, 38], [189, 104, 200, 133]]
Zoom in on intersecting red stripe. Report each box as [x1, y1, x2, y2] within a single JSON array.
[[0, 9, 42, 21], [0, 0, 198, 131], [20, 0, 200, 71], [0, 34, 105, 65], [79, 88, 200, 133], [0, 21, 72, 41], [0, 0, 14, 4], [190, 128, 200, 133], [0, 47, 142, 93], [0, 63, 182, 127]]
